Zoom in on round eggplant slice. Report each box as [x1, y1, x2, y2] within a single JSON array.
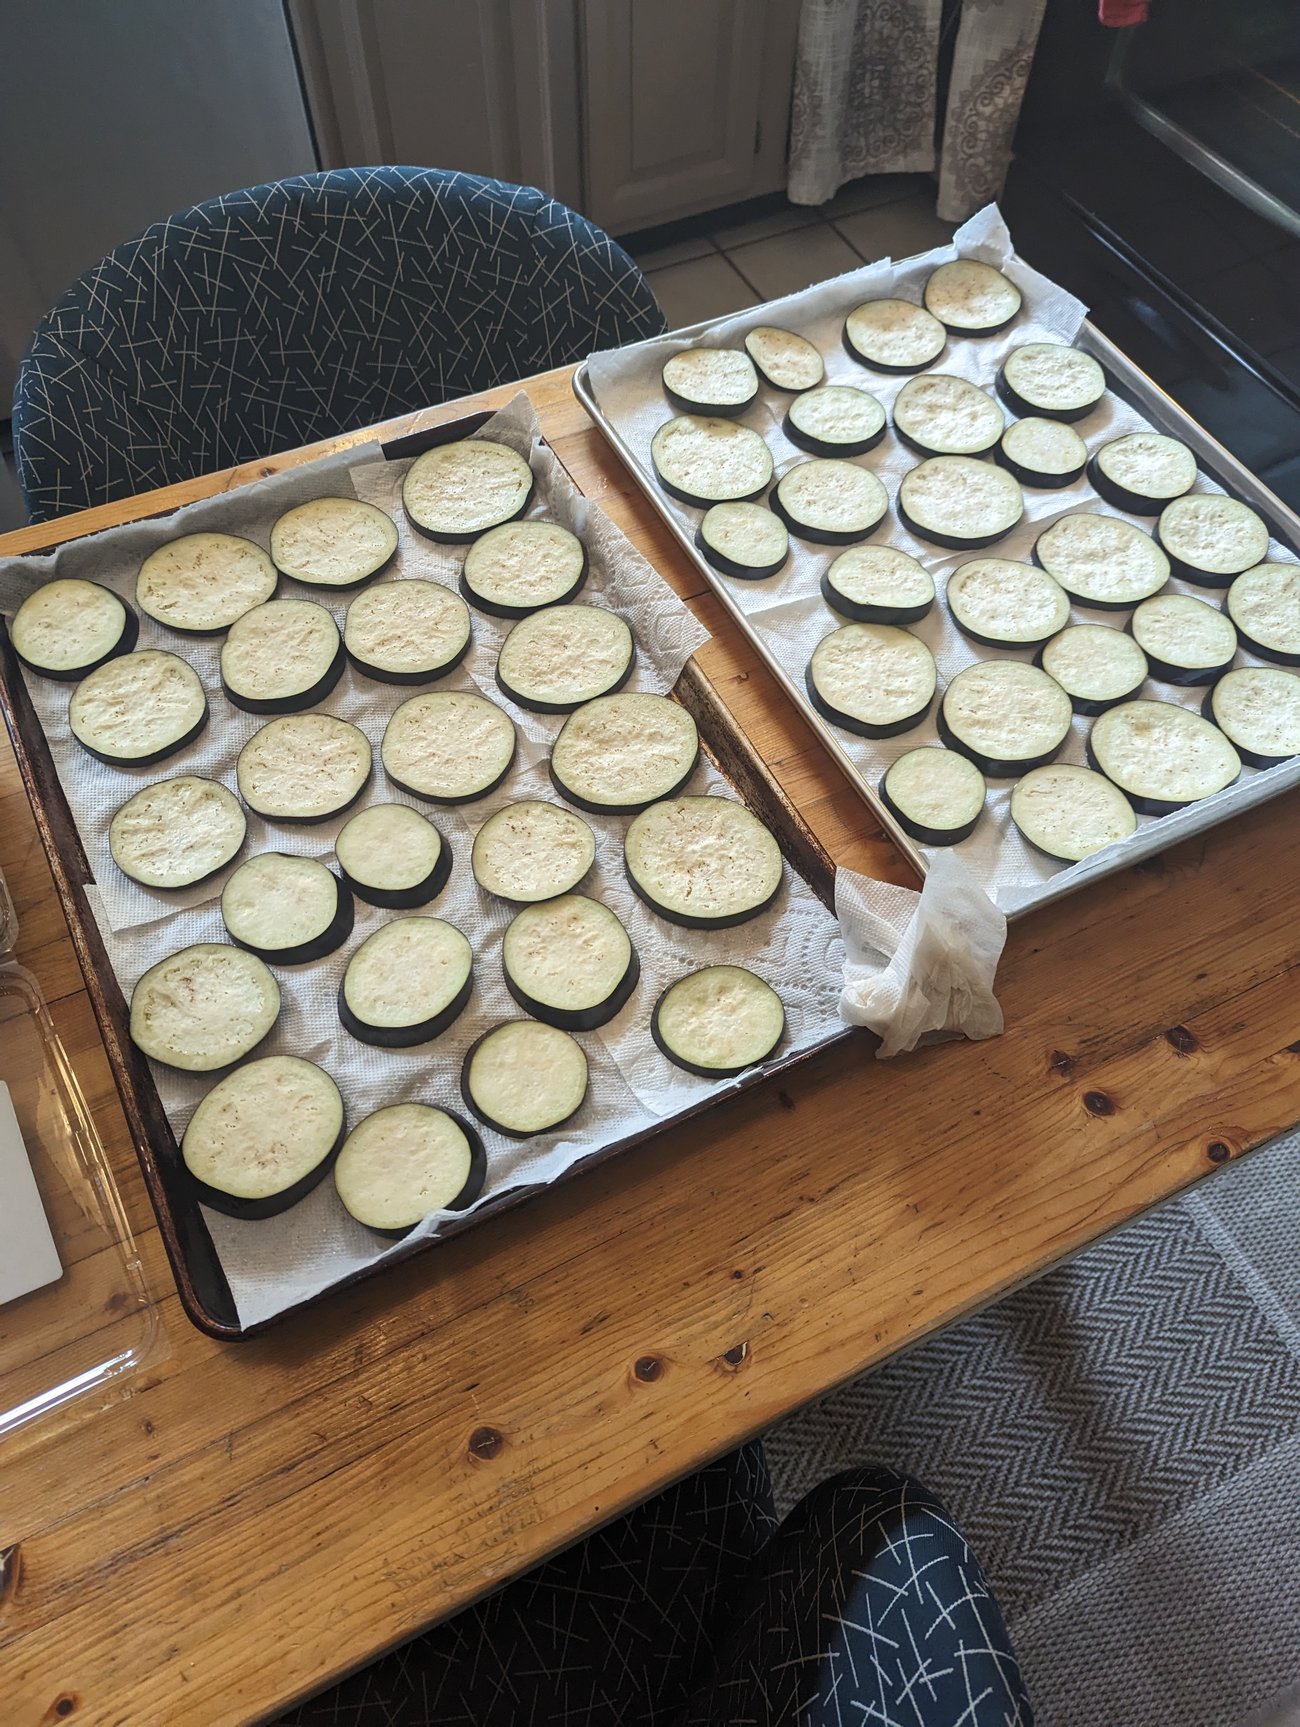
[[344, 580, 472, 683], [651, 415, 774, 510], [130, 942, 280, 1073], [784, 385, 886, 458], [770, 459, 888, 546], [998, 343, 1105, 422], [1203, 667, 1300, 768], [1088, 699, 1241, 813], [70, 650, 208, 768], [697, 502, 790, 580], [136, 533, 278, 634], [923, 260, 1022, 334], [470, 800, 596, 903], [624, 795, 783, 929], [334, 1104, 485, 1234], [1037, 624, 1148, 715], [661, 347, 759, 417], [1156, 494, 1271, 587], [1088, 433, 1197, 515], [1129, 592, 1237, 686], [744, 325, 825, 392], [461, 1020, 588, 1139], [269, 497, 398, 589], [1010, 764, 1137, 862], [10, 579, 138, 680], [1226, 562, 1300, 665], [1034, 513, 1169, 610], [339, 916, 473, 1048], [806, 623, 936, 739], [879, 747, 986, 846], [898, 456, 1023, 551], [945, 558, 1070, 650], [843, 298, 946, 373], [502, 894, 639, 1031], [237, 713, 372, 823], [220, 853, 353, 964], [335, 803, 450, 909], [403, 439, 534, 543], [997, 417, 1087, 489], [219, 599, 344, 714], [109, 775, 247, 891], [549, 692, 698, 815], [460, 520, 587, 618], [496, 605, 635, 713], [821, 545, 934, 625], [182, 1056, 345, 1220], [381, 690, 516, 804], [939, 661, 1073, 778], [651, 965, 785, 1078], [892, 374, 1003, 458]]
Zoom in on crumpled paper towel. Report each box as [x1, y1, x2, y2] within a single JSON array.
[[836, 853, 1006, 1058]]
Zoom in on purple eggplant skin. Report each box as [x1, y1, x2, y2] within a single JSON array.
[[548, 749, 697, 818], [356, 1115, 488, 1239], [459, 545, 587, 621], [338, 834, 453, 911], [1087, 452, 1192, 517], [696, 522, 788, 582], [459, 1025, 589, 1140], [805, 664, 932, 742], [650, 984, 784, 1079], [11, 585, 140, 680], [504, 944, 640, 1033], [405, 479, 535, 546], [901, 500, 1021, 554], [221, 639, 346, 716], [225, 871, 355, 966], [624, 858, 782, 933], [937, 702, 1066, 780], [75, 697, 210, 769], [878, 770, 984, 848], [185, 1119, 346, 1221], [338, 970, 473, 1050]]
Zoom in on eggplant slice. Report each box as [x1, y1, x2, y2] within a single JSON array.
[[109, 775, 247, 891], [697, 502, 790, 580], [219, 598, 344, 714], [382, 690, 517, 804], [495, 605, 635, 713], [923, 261, 1022, 334], [1034, 513, 1169, 610], [624, 795, 783, 929], [1037, 624, 1148, 715], [1156, 494, 1271, 587], [339, 916, 473, 1048], [892, 374, 1003, 458], [770, 459, 889, 546], [502, 894, 639, 1031], [939, 661, 1073, 777], [461, 521, 587, 618], [1203, 667, 1300, 768], [1088, 699, 1241, 813], [879, 747, 986, 846], [651, 416, 774, 508], [334, 1104, 485, 1233], [220, 853, 354, 965], [898, 456, 1024, 551], [345, 579, 472, 683], [237, 712, 372, 823], [843, 298, 946, 373], [784, 385, 886, 458], [1088, 433, 1197, 515], [1010, 764, 1137, 862], [821, 545, 934, 625], [335, 803, 450, 909], [1226, 563, 1300, 665], [550, 693, 698, 815], [136, 533, 278, 634], [402, 439, 534, 543], [1129, 592, 1237, 686], [807, 623, 936, 739], [269, 497, 398, 589], [997, 417, 1087, 489], [461, 1020, 589, 1138], [744, 326, 825, 392], [182, 1056, 345, 1220], [130, 942, 280, 1072], [661, 347, 759, 416], [471, 800, 597, 903], [945, 558, 1070, 650], [70, 649, 208, 767], [651, 965, 785, 1078], [10, 579, 138, 680], [997, 343, 1105, 422]]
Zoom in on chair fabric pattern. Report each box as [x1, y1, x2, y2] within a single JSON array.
[[12, 166, 665, 522]]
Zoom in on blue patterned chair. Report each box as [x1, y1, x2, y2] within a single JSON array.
[[12, 166, 665, 523]]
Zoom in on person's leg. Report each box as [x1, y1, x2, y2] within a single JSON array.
[[275, 1441, 778, 1727], [681, 1465, 1032, 1727]]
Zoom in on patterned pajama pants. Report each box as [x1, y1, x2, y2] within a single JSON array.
[[279, 1453, 1031, 1727]]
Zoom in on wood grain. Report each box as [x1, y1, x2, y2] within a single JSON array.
[[2, 368, 1298, 1727]]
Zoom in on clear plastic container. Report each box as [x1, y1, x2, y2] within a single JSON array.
[[0, 963, 160, 1449]]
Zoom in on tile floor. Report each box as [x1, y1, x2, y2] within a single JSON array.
[[627, 173, 953, 331]]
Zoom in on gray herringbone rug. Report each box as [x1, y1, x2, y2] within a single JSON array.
[[765, 1125, 1300, 1727]]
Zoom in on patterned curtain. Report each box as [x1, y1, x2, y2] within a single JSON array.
[[788, 0, 1049, 222]]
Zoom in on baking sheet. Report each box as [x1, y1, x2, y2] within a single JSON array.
[[0, 394, 845, 1330], [579, 204, 1300, 918]]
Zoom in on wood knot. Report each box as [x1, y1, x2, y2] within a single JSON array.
[[1286, 1040, 1300, 1056], [1164, 1025, 1199, 1055], [1206, 1141, 1232, 1164], [1083, 1090, 1116, 1117], [40, 1696, 79, 1724], [776, 1090, 796, 1111], [716, 1341, 749, 1372], [467, 1426, 504, 1461], [1048, 1049, 1075, 1078], [633, 1355, 663, 1383], [0, 1544, 20, 1610]]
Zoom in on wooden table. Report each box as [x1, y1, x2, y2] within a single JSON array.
[[4, 369, 1299, 1727]]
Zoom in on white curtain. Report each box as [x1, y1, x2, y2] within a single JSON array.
[[788, 0, 1049, 222]]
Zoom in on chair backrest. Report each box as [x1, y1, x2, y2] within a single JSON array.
[[12, 166, 665, 522]]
